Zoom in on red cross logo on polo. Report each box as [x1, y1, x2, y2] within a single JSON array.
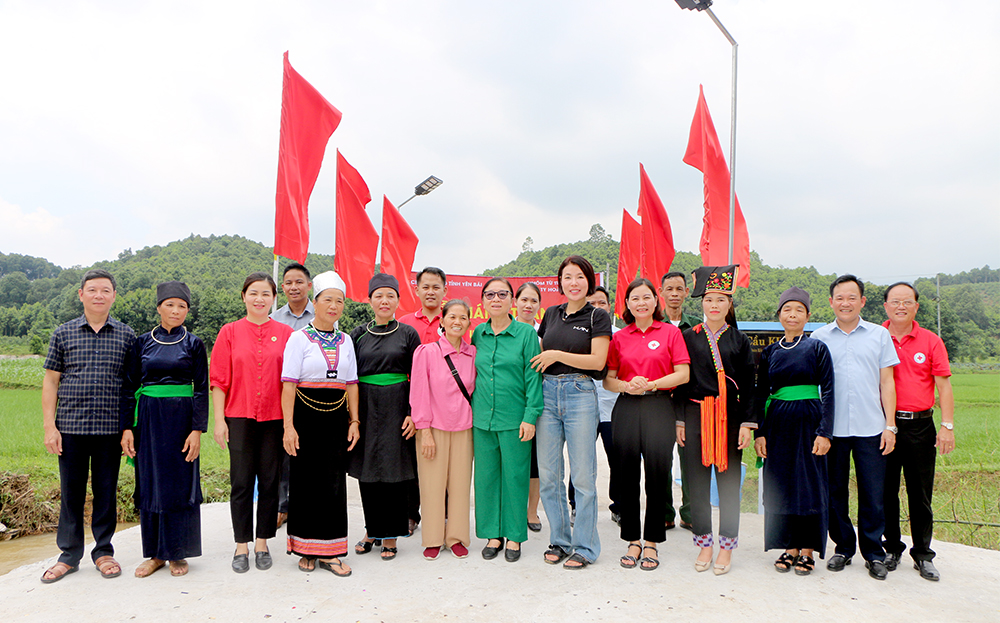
[[914, 352, 926, 364], [648, 340, 660, 350]]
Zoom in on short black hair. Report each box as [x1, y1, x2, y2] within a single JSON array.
[[622, 278, 664, 325], [515, 282, 541, 299], [591, 285, 610, 303], [416, 267, 447, 286], [829, 274, 865, 298], [661, 271, 687, 287], [480, 277, 513, 299], [557, 255, 596, 296], [884, 282, 919, 303], [81, 269, 117, 291], [282, 263, 311, 280], [242, 272, 277, 296]]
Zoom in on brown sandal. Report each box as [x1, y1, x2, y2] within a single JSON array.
[[95, 555, 122, 579], [134, 558, 165, 578], [40, 562, 78, 584], [169, 560, 189, 576]]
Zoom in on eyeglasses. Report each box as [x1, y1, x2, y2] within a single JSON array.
[[886, 300, 916, 308], [483, 291, 511, 300]]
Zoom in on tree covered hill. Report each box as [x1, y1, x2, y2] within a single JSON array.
[[0, 233, 996, 361]]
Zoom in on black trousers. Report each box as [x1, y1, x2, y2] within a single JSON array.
[[359, 481, 410, 539], [227, 418, 283, 543], [597, 421, 619, 513], [883, 417, 937, 561], [682, 403, 742, 541], [278, 453, 290, 514], [613, 393, 675, 543], [829, 435, 886, 562], [57, 433, 121, 566]]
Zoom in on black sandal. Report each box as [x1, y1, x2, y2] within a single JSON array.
[[563, 552, 591, 570], [318, 558, 352, 577], [775, 552, 795, 573], [543, 544, 569, 565], [794, 555, 815, 576], [639, 545, 659, 571], [298, 556, 316, 572], [380, 546, 398, 561], [620, 543, 642, 569], [355, 539, 376, 555]]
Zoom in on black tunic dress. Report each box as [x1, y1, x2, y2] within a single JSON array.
[[753, 336, 835, 556], [123, 327, 209, 561]]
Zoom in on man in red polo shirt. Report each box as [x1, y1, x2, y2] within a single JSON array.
[[881, 282, 955, 582], [399, 267, 448, 345]]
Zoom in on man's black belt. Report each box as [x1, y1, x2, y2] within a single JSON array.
[[895, 409, 933, 420]]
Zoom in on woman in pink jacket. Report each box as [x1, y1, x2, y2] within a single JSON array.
[[409, 300, 476, 561]]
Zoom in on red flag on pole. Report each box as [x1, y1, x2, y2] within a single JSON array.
[[380, 195, 420, 315], [637, 163, 676, 286], [683, 85, 750, 287], [616, 209, 641, 318], [334, 150, 378, 302], [273, 51, 343, 263]]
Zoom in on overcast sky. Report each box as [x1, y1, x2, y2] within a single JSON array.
[[1, 0, 997, 284]]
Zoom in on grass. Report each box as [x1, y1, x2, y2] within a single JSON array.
[[2, 356, 998, 550]]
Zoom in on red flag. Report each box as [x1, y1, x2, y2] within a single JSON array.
[[683, 85, 750, 287], [637, 164, 676, 287], [380, 195, 420, 315], [334, 150, 378, 301], [616, 209, 641, 318], [273, 52, 343, 263]]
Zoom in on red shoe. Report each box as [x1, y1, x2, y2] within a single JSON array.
[[450, 543, 469, 559], [423, 547, 441, 560]]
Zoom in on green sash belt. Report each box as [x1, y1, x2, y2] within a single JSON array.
[[127, 384, 194, 466], [133, 384, 195, 427], [758, 384, 820, 468], [358, 373, 408, 385]]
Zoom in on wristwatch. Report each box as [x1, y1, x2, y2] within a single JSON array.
[[941, 421, 954, 430], [886, 425, 898, 434]]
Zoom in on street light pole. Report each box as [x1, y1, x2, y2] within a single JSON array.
[[675, 1, 738, 265], [397, 175, 443, 209]]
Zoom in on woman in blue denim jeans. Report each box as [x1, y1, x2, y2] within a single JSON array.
[[532, 256, 613, 569]]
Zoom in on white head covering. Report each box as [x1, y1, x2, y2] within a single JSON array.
[[312, 271, 347, 300]]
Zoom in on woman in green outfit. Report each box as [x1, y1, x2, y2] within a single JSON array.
[[472, 277, 543, 563]]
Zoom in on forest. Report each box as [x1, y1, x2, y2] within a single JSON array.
[[0, 230, 997, 362]]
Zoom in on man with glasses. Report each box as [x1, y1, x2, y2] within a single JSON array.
[[880, 282, 954, 581], [810, 274, 899, 580]]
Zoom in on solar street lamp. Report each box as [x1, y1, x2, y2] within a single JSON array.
[[397, 175, 443, 208]]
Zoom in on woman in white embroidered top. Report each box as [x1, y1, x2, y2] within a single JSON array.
[[280, 271, 359, 577], [409, 299, 477, 561]]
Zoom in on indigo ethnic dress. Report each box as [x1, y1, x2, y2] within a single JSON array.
[[123, 326, 209, 561], [753, 336, 835, 557], [280, 325, 359, 559]]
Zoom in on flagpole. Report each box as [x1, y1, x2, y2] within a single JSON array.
[[272, 253, 279, 313], [704, 8, 738, 266]]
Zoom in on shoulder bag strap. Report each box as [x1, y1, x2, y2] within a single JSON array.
[[438, 342, 472, 406]]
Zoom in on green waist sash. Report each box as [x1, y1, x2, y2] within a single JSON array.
[[127, 384, 194, 466], [133, 384, 195, 427], [358, 373, 408, 386], [758, 384, 820, 468]]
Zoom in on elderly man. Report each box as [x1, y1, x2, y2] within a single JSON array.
[[881, 282, 954, 581], [810, 275, 898, 581], [41, 269, 136, 583], [660, 271, 699, 530]]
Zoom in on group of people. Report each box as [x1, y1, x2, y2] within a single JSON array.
[[38, 260, 955, 585]]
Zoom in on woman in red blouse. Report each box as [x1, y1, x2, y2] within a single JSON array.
[[210, 272, 293, 574], [604, 278, 690, 571]]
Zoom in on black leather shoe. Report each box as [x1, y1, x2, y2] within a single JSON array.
[[232, 553, 249, 574], [884, 552, 901, 571], [826, 554, 852, 572], [481, 538, 504, 560], [255, 550, 272, 571], [914, 560, 940, 581], [505, 545, 521, 563], [866, 560, 888, 580], [527, 521, 542, 533]]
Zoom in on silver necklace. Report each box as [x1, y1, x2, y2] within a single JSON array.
[[151, 325, 186, 345], [366, 319, 399, 336], [778, 334, 803, 350]]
